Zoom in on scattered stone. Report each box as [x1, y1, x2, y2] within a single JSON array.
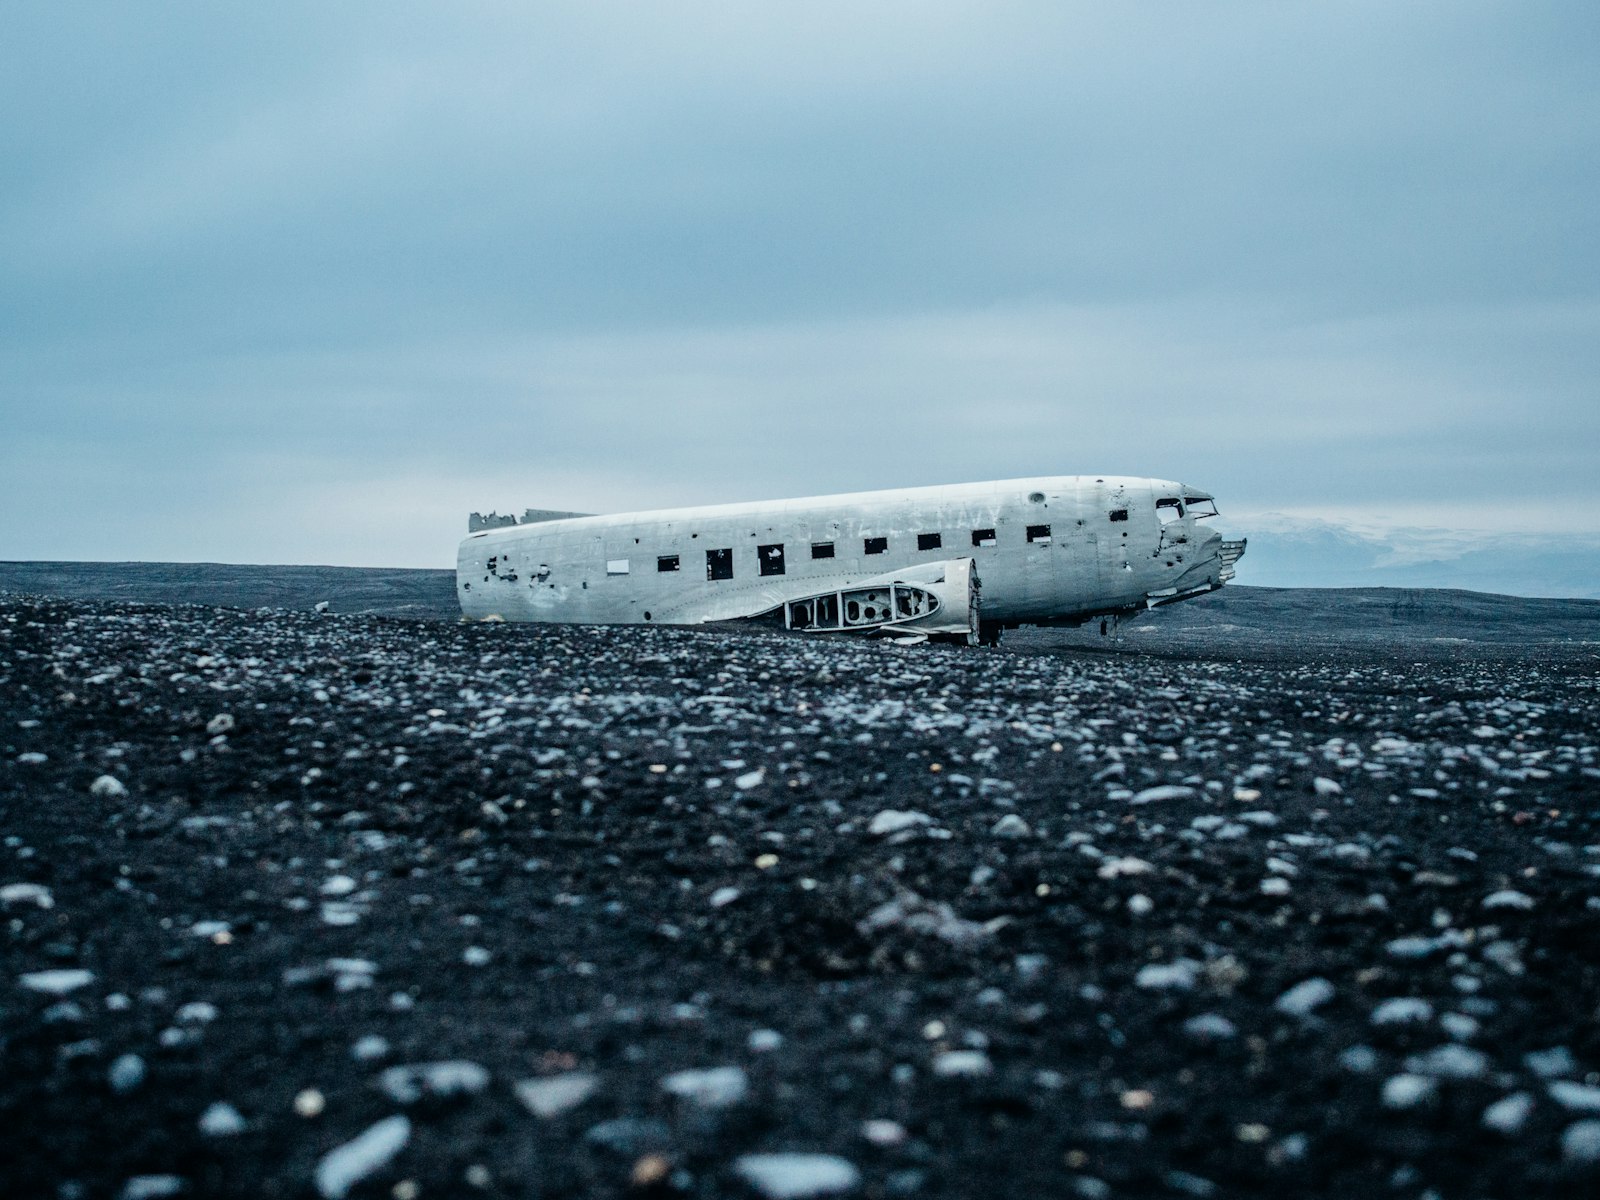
[[1370, 998, 1433, 1026], [709, 886, 742, 909], [1562, 1120, 1600, 1165], [661, 1065, 748, 1109], [515, 1072, 599, 1118], [932, 1050, 993, 1078], [1183, 1013, 1238, 1041], [109, 1054, 146, 1094], [1136, 960, 1199, 991], [1549, 1081, 1600, 1113], [198, 1102, 246, 1136], [734, 1153, 861, 1199], [378, 1061, 490, 1105], [748, 1029, 784, 1052], [1405, 1044, 1489, 1080], [1, 882, 53, 908], [1274, 977, 1335, 1018], [1524, 1047, 1578, 1079], [314, 1115, 411, 1199], [90, 775, 128, 798], [1129, 785, 1195, 805], [1382, 1074, 1436, 1109], [119, 1177, 185, 1199], [351, 1036, 390, 1062], [1481, 1092, 1534, 1135], [1482, 890, 1535, 911], [990, 814, 1031, 838], [867, 810, 931, 837], [20, 968, 95, 995]]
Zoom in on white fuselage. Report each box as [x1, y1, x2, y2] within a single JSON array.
[[456, 475, 1236, 629]]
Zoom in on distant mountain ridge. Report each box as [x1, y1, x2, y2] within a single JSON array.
[[1227, 516, 1600, 599]]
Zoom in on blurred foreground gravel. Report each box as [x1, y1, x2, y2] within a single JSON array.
[[3, 595, 1599, 1199]]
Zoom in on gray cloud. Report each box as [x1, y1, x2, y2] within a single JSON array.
[[2, 3, 1597, 581]]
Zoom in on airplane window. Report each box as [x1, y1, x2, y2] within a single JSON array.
[[1156, 498, 1184, 524], [1026, 524, 1052, 543], [606, 559, 630, 575], [1109, 509, 1129, 522], [811, 541, 835, 559], [971, 528, 997, 547], [657, 554, 680, 573], [864, 536, 888, 555], [758, 543, 786, 576], [1185, 498, 1218, 519], [918, 532, 942, 551], [706, 548, 733, 581]]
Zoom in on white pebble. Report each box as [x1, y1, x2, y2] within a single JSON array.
[[1370, 998, 1433, 1026], [314, 1115, 411, 1199], [1259, 877, 1291, 896], [1274, 978, 1335, 1018], [709, 886, 742, 908], [1562, 1120, 1600, 1164], [990, 814, 1031, 838], [1126, 893, 1153, 915], [661, 1065, 748, 1109], [198, 1101, 246, 1136], [1136, 960, 1198, 991], [350, 1036, 390, 1062], [320, 876, 357, 896], [748, 1029, 784, 1052], [0, 883, 53, 908], [1481, 889, 1535, 911], [1481, 1092, 1534, 1135], [90, 775, 128, 798], [1382, 1073, 1436, 1109], [1405, 1044, 1489, 1080], [1183, 1013, 1237, 1041], [1312, 777, 1343, 797], [515, 1071, 599, 1117], [20, 968, 95, 995], [734, 1153, 861, 1199], [462, 946, 491, 966], [1129, 785, 1195, 805], [109, 1053, 146, 1093], [867, 810, 930, 837], [378, 1061, 489, 1104], [735, 768, 766, 791], [1549, 1081, 1600, 1113], [932, 1050, 992, 1078]]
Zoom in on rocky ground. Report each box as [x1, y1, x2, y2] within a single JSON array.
[[3, 591, 1599, 1199]]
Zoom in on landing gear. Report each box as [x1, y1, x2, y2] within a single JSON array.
[[977, 620, 1004, 647]]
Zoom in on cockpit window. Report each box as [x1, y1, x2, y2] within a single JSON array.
[[1185, 498, 1218, 519], [1156, 497, 1184, 524]]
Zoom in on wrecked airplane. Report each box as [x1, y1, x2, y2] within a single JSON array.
[[457, 476, 1245, 644]]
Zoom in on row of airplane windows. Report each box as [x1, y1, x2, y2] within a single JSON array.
[[633, 522, 1076, 581]]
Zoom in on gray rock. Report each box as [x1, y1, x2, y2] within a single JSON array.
[[1562, 1120, 1600, 1164], [1549, 1081, 1600, 1113], [1370, 997, 1433, 1026], [1382, 1073, 1436, 1109], [932, 1050, 992, 1078], [119, 1178, 185, 1200], [990, 814, 1031, 838], [20, 968, 95, 995], [1405, 1044, 1489, 1080], [734, 1153, 861, 1199], [1135, 959, 1199, 991], [661, 1065, 748, 1109], [377, 1060, 489, 1105], [1274, 977, 1335, 1018], [314, 1115, 411, 1199], [1524, 1046, 1578, 1079], [867, 810, 931, 837], [1182, 1013, 1238, 1041], [1481, 1092, 1534, 1135], [198, 1102, 246, 1136], [515, 1072, 599, 1118], [109, 1053, 146, 1094]]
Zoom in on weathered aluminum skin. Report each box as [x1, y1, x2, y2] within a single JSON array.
[[456, 475, 1241, 631]]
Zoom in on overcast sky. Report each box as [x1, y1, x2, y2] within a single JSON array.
[[3, 2, 1597, 570]]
